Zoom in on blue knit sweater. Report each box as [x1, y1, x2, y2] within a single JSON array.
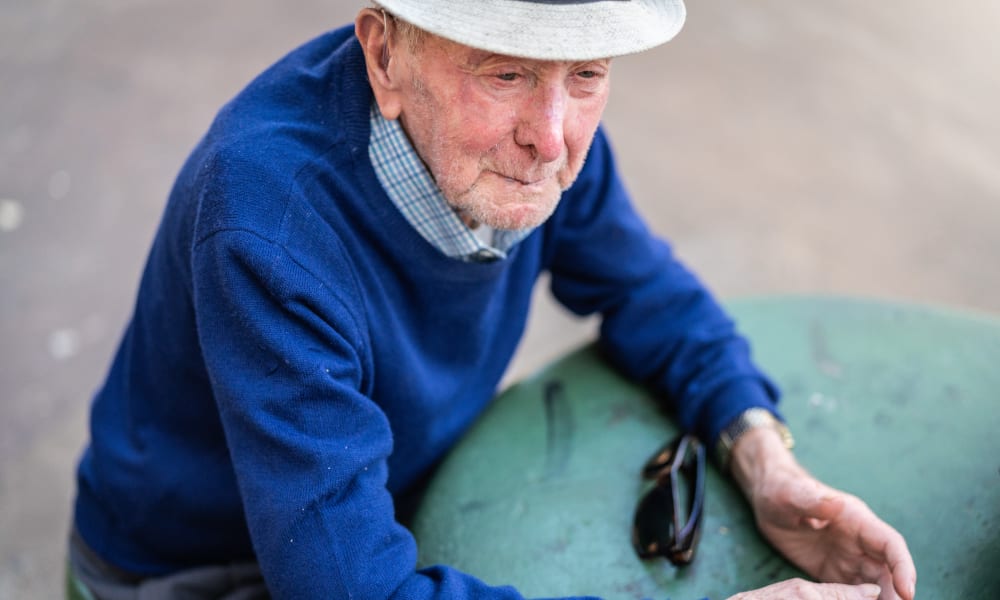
[[74, 26, 779, 599]]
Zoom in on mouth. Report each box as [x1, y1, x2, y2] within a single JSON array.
[[492, 171, 550, 187]]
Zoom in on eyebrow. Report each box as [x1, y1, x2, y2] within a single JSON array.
[[456, 48, 522, 69], [459, 49, 610, 72], [434, 35, 611, 73]]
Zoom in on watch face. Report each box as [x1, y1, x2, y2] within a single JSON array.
[[715, 408, 794, 471]]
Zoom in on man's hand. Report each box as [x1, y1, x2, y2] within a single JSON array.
[[727, 578, 882, 599], [729, 428, 917, 600]]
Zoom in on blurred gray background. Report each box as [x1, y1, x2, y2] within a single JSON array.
[[2, 0, 998, 596]]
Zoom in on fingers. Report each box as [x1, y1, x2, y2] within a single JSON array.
[[754, 473, 916, 600], [855, 507, 916, 600], [853, 556, 889, 585], [847, 562, 904, 600], [877, 569, 901, 600], [808, 582, 882, 599], [854, 583, 883, 599], [729, 578, 881, 599]]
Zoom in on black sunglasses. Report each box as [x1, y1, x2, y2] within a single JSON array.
[[631, 433, 706, 566]]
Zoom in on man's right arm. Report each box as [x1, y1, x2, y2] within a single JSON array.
[[728, 428, 916, 600], [191, 228, 595, 599]]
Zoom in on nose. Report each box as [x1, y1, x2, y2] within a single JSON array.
[[514, 83, 567, 164]]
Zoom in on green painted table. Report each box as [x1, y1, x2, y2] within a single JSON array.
[[412, 296, 1000, 599]]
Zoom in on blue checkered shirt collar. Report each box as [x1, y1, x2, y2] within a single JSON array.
[[368, 104, 532, 262]]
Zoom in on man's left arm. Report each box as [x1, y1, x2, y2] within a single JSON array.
[[544, 126, 779, 444], [546, 126, 915, 600]]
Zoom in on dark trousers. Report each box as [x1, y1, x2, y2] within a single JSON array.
[[66, 529, 269, 600]]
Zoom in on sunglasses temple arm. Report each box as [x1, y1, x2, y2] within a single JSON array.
[[676, 445, 707, 542]]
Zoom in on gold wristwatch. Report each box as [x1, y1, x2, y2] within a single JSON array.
[[715, 408, 795, 473]]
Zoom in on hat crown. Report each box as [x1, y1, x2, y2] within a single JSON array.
[[376, 0, 686, 61]]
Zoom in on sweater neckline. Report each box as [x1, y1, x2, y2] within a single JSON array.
[[335, 38, 529, 284]]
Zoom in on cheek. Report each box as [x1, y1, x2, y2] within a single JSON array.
[[565, 103, 606, 162], [452, 82, 518, 153]]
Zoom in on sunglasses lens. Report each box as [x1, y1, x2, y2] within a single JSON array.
[[674, 464, 693, 518], [632, 483, 675, 558], [641, 442, 675, 479]]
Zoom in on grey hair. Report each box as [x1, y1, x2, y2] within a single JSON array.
[[369, 2, 427, 53]]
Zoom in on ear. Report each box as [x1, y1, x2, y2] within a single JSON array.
[[355, 8, 404, 120]]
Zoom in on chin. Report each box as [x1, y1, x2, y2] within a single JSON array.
[[497, 201, 560, 230], [448, 176, 565, 231], [472, 191, 562, 231]]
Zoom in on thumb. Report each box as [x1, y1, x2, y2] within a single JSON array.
[[855, 583, 882, 599], [787, 480, 845, 523]]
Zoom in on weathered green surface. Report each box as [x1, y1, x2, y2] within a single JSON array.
[[412, 296, 1000, 599]]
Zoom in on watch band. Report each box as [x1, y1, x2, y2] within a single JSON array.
[[715, 407, 795, 473]]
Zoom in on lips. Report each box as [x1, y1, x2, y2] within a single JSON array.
[[492, 171, 552, 186]]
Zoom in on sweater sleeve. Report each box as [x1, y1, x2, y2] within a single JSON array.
[[546, 128, 782, 444], [191, 229, 596, 600]]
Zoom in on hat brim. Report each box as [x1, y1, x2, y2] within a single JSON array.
[[375, 0, 686, 61]]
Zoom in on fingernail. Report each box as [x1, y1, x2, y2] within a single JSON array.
[[909, 580, 916, 598], [860, 583, 881, 598]]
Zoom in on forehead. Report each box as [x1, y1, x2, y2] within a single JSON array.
[[418, 31, 611, 71]]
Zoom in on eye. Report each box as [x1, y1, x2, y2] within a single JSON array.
[[496, 72, 520, 82], [570, 66, 609, 94]]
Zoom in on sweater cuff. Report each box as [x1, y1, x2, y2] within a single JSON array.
[[697, 377, 783, 449]]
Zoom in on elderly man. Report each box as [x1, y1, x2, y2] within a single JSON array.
[[68, 1, 916, 599]]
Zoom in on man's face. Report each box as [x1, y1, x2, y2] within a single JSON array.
[[391, 34, 612, 231]]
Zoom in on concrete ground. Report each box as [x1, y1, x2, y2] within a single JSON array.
[[1, 0, 998, 596]]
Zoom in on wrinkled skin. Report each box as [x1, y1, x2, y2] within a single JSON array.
[[729, 578, 883, 600], [355, 9, 918, 600], [357, 8, 610, 231], [729, 428, 917, 600]]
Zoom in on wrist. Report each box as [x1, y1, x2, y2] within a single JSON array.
[[729, 425, 798, 498], [715, 408, 794, 472]]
